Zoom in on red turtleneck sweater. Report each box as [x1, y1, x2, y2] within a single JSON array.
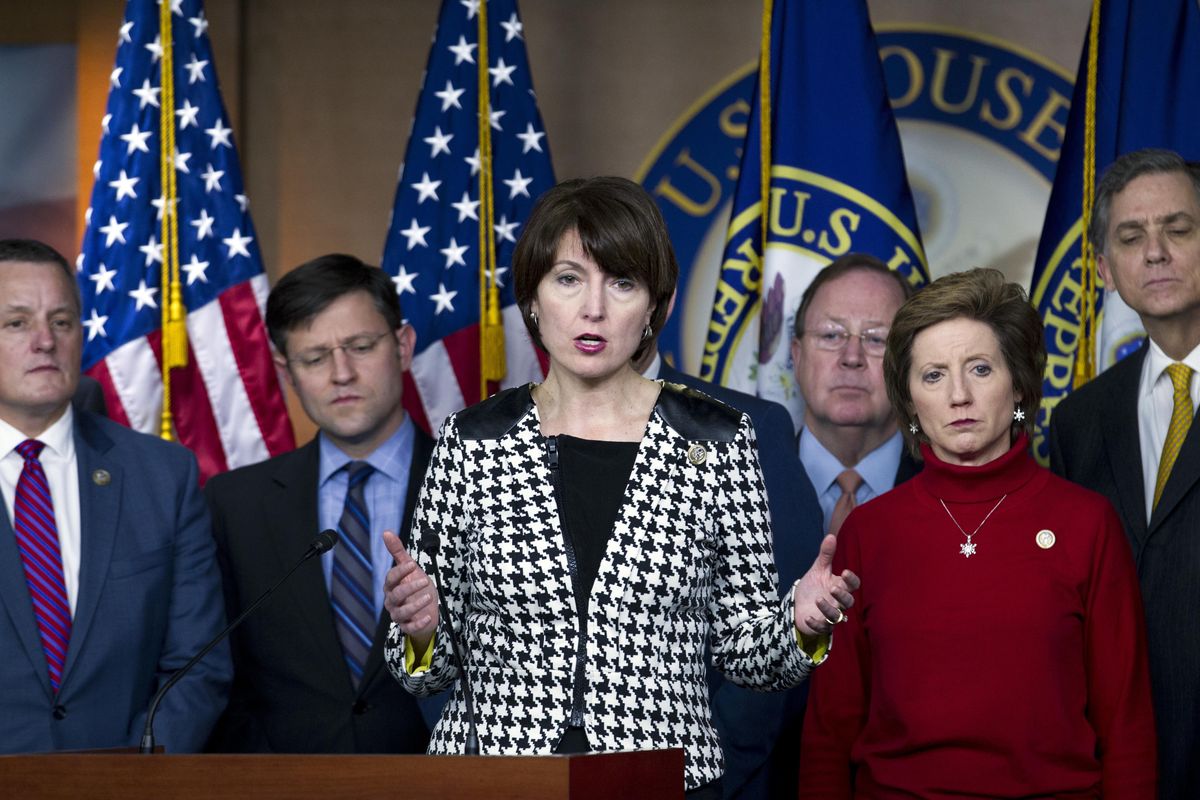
[[800, 436, 1156, 798]]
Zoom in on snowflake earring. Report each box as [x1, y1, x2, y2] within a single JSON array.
[[909, 420, 920, 435], [1013, 407, 1026, 422]]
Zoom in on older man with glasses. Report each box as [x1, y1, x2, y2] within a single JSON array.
[[790, 253, 919, 536]]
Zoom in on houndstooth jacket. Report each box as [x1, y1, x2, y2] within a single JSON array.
[[384, 382, 815, 789]]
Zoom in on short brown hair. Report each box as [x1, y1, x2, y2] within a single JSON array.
[[512, 176, 678, 362], [883, 268, 1045, 457], [792, 252, 912, 338], [0, 238, 81, 313], [266, 253, 402, 356]]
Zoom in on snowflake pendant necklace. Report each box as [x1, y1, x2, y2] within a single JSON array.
[[939, 494, 1007, 558]]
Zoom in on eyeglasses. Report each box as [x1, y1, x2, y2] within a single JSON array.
[[802, 326, 889, 357], [287, 331, 393, 370]]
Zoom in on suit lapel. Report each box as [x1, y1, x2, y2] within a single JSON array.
[[0, 491, 54, 697], [359, 426, 433, 695], [265, 441, 350, 687], [60, 414, 122, 691], [1101, 347, 1150, 544]]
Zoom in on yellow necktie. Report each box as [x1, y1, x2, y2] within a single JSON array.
[[1154, 363, 1194, 509]]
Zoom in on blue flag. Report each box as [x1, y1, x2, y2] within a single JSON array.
[[702, 0, 927, 421], [380, 0, 554, 435], [77, 0, 293, 481], [1030, 0, 1200, 464]]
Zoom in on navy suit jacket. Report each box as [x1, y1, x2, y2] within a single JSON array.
[[1049, 343, 1199, 799], [659, 362, 824, 799], [204, 429, 435, 753], [0, 410, 231, 753]]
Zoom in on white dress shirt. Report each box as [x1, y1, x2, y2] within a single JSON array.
[[0, 407, 82, 615], [1138, 339, 1200, 521]]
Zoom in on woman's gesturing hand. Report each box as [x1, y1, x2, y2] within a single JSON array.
[[793, 533, 861, 636], [383, 530, 440, 652]]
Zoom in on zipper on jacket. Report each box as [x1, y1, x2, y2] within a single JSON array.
[[545, 435, 588, 729]]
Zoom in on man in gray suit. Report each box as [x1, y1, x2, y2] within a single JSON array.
[[1049, 149, 1200, 799]]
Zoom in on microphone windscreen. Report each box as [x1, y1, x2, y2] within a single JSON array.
[[313, 529, 339, 554], [422, 533, 441, 556]]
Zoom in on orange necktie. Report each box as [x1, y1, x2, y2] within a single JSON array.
[[828, 469, 863, 536]]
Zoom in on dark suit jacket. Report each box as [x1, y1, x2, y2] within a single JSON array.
[[203, 427, 434, 753], [71, 376, 108, 418], [0, 411, 231, 753], [659, 362, 824, 799], [1048, 343, 1197, 800]]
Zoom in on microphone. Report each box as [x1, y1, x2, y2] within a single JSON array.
[[421, 533, 480, 756], [139, 529, 340, 754]]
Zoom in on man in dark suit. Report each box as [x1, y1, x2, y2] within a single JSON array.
[[204, 254, 432, 753], [638, 303, 825, 799], [791, 253, 919, 538], [1049, 149, 1200, 800], [0, 239, 229, 753]]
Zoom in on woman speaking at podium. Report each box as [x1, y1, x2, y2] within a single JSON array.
[[381, 177, 858, 797]]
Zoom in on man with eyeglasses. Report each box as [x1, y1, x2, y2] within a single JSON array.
[[203, 253, 433, 753], [790, 253, 919, 537]]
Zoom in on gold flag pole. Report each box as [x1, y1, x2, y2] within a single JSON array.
[[158, 0, 188, 440], [478, 0, 505, 399], [1074, 0, 1102, 389]]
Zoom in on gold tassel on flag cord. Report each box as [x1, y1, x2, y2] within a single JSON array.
[[158, 0, 188, 440], [758, 0, 773, 258], [1074, 0, 1102, 389], [478, 0, 505, 398]]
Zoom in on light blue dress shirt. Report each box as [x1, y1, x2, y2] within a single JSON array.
[[798, 428, 903, 534], [317, 416, 414, 618]]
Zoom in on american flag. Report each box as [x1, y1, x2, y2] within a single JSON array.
[[77, 0, 294, 482], [382, 0, 554, 435]]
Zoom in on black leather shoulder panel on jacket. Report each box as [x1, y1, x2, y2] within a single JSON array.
[[657, 381, 741, 443]]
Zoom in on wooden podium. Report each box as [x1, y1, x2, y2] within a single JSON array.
[[0, 749, 684, 799]]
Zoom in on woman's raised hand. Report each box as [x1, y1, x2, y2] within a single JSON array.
[[383, 530, 440, 651], [793, 533, 861, 636]]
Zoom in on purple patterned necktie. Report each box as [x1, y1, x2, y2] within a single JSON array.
[[12, 439, 72, 692]]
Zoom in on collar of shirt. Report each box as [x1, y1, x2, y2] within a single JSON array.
[[1139, 337, 1200, 403], [318, 414, 414, 489], [799, 427, 903, 501], [641, 351, 663, 380], [0, 405, 74, 463]]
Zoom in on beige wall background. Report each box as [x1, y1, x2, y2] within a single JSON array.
[[0, 0, 1093, 275], [3, 0, 1091, 440]]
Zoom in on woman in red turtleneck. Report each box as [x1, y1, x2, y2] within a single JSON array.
[[800, 269, 1156, 798]]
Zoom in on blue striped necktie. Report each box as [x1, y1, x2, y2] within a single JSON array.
[[331, 461, 376, 689], [12, 439, 72, 692]]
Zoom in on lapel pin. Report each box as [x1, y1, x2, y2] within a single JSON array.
[[92, 469, 111, 486], [687, 444, 707, 465], [1036, 529, 1055, 549]]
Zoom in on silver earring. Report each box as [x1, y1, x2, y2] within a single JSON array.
[[909, 421, 919, 435], [1013, 407, 1026, 422], [642, 323, 653, 341], [530, 311, 538, 329]]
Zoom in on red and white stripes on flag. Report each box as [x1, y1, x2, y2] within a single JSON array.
[[78, 0, 293, 482]]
